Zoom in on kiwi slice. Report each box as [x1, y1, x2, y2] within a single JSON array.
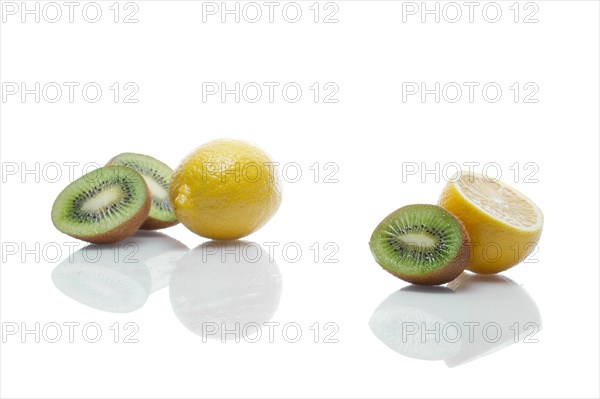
[[107, 153, 178, 230], [369, 204, 470, 285], [51, 166, 151, 244]]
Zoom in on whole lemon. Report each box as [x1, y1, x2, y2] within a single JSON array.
[[170, 139, 281, 240]]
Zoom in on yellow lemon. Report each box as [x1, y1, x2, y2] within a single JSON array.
[[170, 139, 281, 240], [438, 173, 543, 274]]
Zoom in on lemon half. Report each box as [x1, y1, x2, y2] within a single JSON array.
[[439, 173, 543, 274]]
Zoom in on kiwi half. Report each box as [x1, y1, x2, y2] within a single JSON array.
[[107, 153, 178, 230], [369, 204, 470, 285], [51, 166, 151, 244]]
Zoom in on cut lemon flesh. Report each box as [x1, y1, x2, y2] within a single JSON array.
[[455, 174, 543, 231]]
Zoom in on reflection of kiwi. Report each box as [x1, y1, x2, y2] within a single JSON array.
[[369, 204, 470, 285], [369, 286, 463, 360], [51, 231, 188, 313], [126, 231, 188, 292], [52, 243, 152, 313], [107, 153, 178, 230], [369, 273, 542, 367], [51, 166, 150, 244]]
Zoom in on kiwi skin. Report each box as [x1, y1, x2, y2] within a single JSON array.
[[369, 205, 471, 286], [65, 185, 151, 244], [139, 216, 176, 231], [106, 154, 178, 231]]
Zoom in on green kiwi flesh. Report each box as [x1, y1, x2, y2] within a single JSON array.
[[51, 166, 151, 244], [369, 204, 470, 285], [107, 153, 178, 230]]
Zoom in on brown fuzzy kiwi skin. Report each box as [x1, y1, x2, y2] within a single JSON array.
[[139, 216, 178, 230], [384, 218, 471, 286], [70, 186, 151, 244]]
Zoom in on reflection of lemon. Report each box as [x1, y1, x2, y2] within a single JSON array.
[[170, 139, 281, 240], [439, 173, 543, 274]]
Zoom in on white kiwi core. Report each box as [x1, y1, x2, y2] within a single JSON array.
[[81, 186, 122, 211]]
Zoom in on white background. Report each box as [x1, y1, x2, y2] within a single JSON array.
[[1, 1, 599, 398]]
